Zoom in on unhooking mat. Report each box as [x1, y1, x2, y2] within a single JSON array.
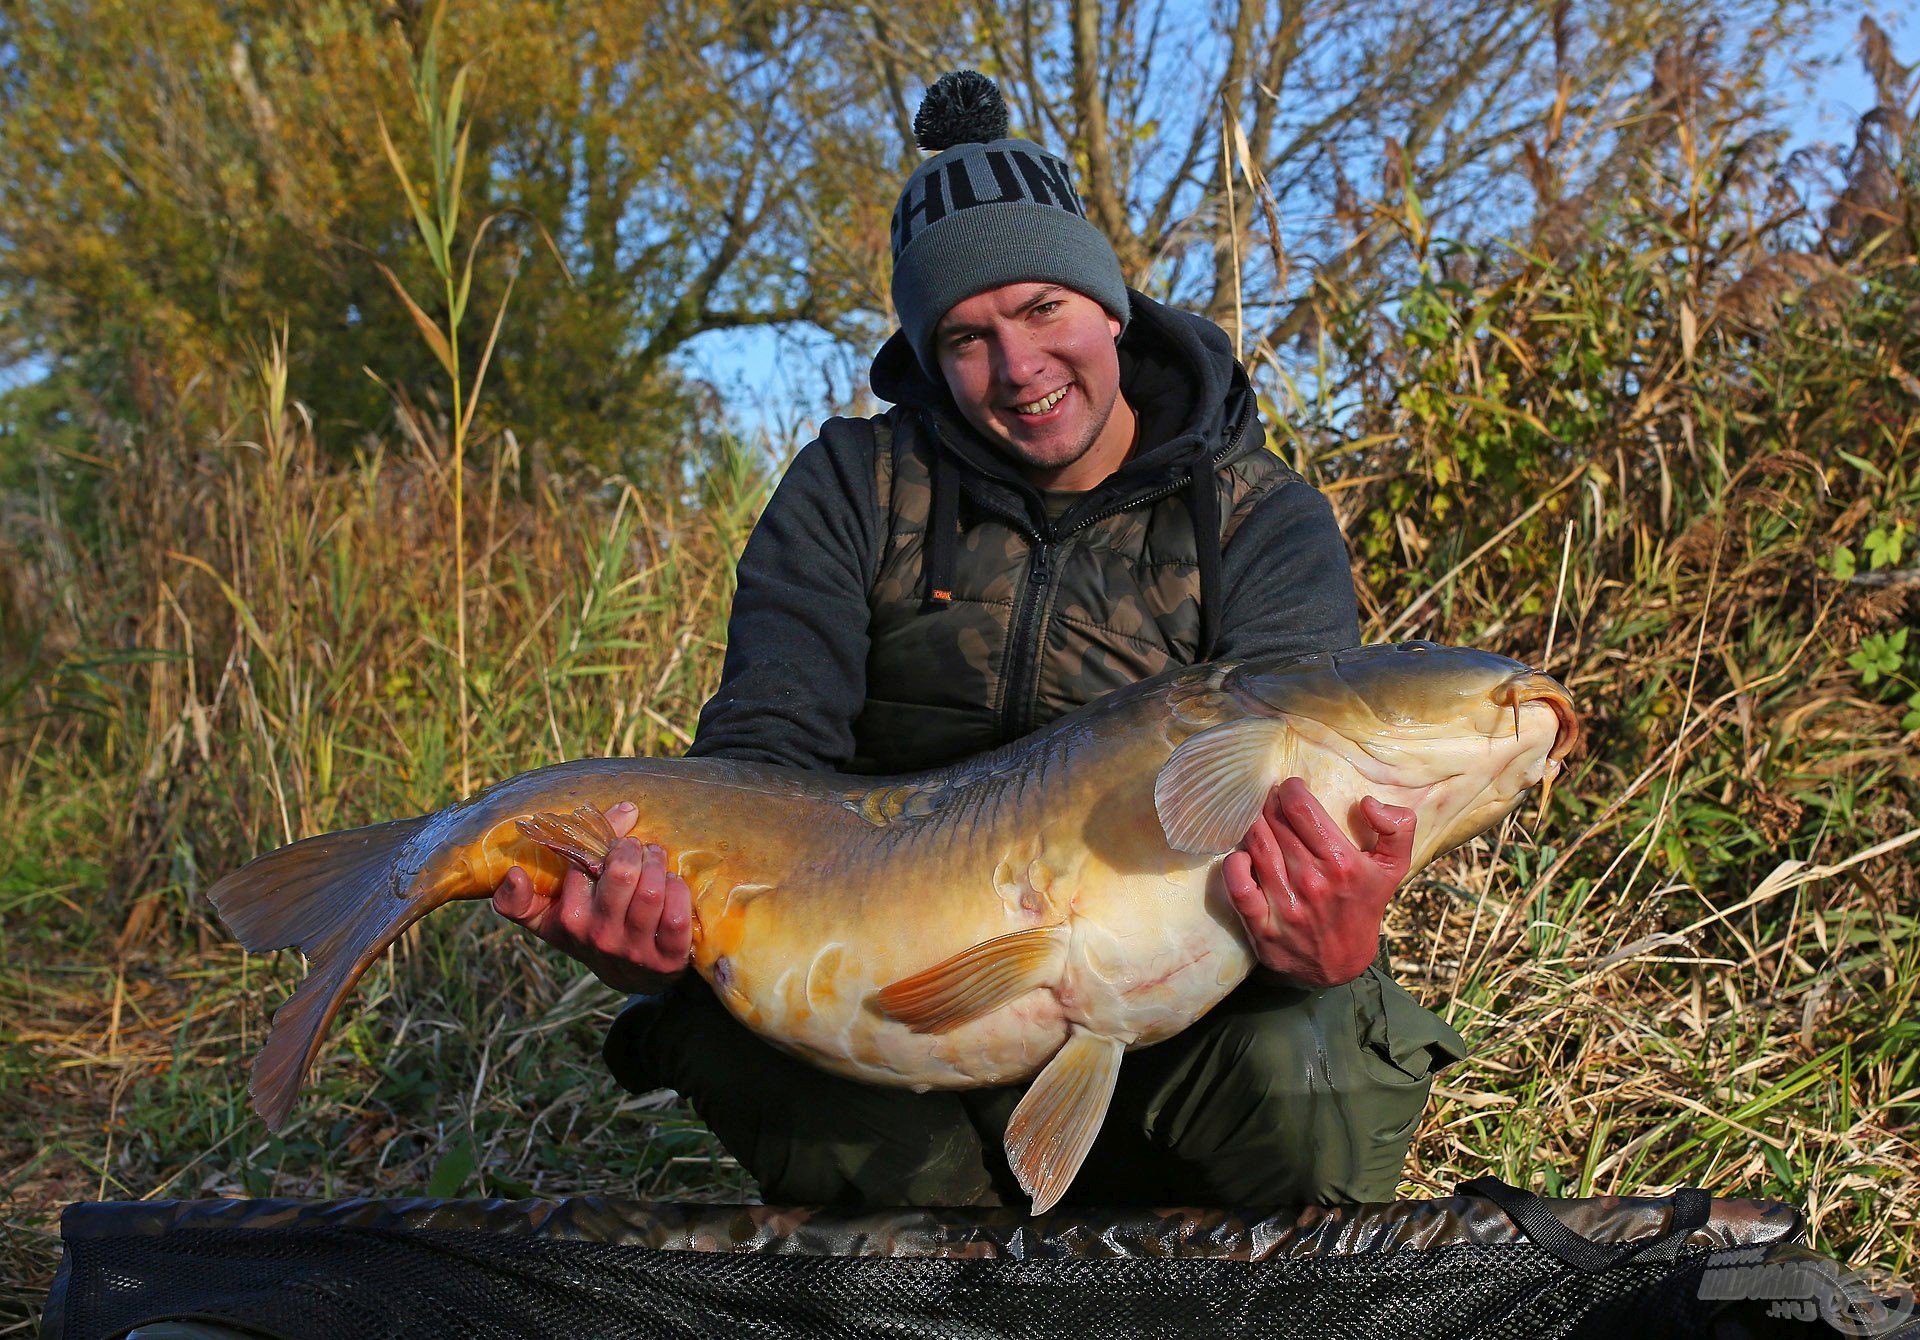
[[43, 1177, 1919, 1339]]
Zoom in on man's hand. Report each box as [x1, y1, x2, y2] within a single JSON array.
[[1223, 777, 1415, 989], [492, 800, 694, 993]]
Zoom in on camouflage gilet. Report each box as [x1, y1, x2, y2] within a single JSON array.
[[847, 403, 1296, 775]]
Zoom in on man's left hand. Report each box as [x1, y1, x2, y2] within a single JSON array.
[[1223, 776, 1415, 989]]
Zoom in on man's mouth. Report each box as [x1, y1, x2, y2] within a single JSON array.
[[1010, 385, 1071, 418]]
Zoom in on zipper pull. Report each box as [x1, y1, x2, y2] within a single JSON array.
[[1031, 540, 1051, 586]]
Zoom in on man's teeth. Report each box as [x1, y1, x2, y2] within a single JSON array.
[[1013, 386, 1069, 415]]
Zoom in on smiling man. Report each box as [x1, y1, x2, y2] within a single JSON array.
[[493, 71, 1466, 1209], [934, 282, 1135, 490]]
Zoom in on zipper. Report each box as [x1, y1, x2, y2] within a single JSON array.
[[992, 391, 1257, 742], [1057, 390, 1257, 538], [1000, 534, 1057, 740]]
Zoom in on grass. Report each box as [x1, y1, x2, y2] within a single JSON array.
[[5, 24, 1920, 1334], [0, 393, 769, 1328]]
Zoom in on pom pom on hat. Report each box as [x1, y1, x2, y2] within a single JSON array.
[[912, 70, 1011, 151]]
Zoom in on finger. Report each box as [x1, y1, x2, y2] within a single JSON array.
[[593, 836, 647, 927], [1269, 810, 1325, 899], [1274, 778, 1354, 863], [651, 871, 694, 968], [1222, 851, 1275, 940], [552, 863, 599, 941], [491, 866, 535, 921], [606, 801, 639, 840], [1240, 810, 1287, 891], [1359, 796, 1417, 871], [622, 844, 668, 939]]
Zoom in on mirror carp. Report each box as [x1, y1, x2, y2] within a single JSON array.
[[209, 641, 1579, 1212]]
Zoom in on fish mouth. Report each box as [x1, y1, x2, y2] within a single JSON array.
[[1494, 671, 1582, 762]]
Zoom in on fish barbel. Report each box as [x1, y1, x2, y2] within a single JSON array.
[[209, 641, 1579, 1211]]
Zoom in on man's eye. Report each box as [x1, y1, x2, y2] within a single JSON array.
[[1035, 302, 1061, 316]]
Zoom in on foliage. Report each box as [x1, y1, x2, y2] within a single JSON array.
[[0, 0, 897, 466], [1267, 13, 1920, 1273]]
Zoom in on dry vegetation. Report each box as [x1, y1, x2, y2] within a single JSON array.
[[5, 6, 1920, 1332]]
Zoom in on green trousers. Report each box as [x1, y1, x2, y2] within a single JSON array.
[[604, 964, 1466, 1209]]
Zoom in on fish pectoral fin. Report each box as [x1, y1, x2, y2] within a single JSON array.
[[874, 924, 1066, 1034], [515, 804, 619, 876], [1005, 1029, 1126, 1215], [1153, 718, 1294, 854]]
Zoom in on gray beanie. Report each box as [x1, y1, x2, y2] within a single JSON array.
[[890, 71, 1130, 378]]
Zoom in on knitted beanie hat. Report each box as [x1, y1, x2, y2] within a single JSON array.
[[889, 71, 1130, 378]]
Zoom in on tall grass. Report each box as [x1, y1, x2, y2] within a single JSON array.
[[5, 16, 1919, 1331], [0, 341, 767, 1322]]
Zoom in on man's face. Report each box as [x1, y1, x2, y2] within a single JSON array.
[[933, 282, 1129, 488]]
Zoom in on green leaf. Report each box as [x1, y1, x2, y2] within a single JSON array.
[[1834, 449, 1885, 480], [447, 65, 470, 149], [427, 1143, 476, 1197], [1864, 521, 1907, 570], [1848, 631, 1905, 685], [1830, 545, 1857, 582], [484, 1171, 534, 1200], [446, 121, 472, 256], [1763, 1142, 1797, 1186], [377, 113, 449, 273]]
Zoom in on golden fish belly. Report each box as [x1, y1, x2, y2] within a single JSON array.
[[692, 806, 1255, 1091]]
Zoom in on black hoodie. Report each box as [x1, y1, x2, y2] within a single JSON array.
[[688, 289, 1361, 773]]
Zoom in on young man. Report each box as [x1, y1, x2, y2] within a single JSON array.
[[494, 73, 1465, 1208]]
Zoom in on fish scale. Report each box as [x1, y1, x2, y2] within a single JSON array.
[[208, 641, 1579, 1213]]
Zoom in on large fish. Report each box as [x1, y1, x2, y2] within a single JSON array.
[[210, 641, 1578, 1211]]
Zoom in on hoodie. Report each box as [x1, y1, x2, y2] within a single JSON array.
[[688, 289, 1361, 775]]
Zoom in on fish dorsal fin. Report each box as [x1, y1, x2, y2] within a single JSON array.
[[1005, 1029, 1126, 1214], [874, 924, 1066, 1034], [1153, 718, 1294, 854], [847, 780, 950, 828]]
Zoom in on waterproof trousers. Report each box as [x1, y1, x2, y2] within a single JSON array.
[[604, 964, 1467, 1209]]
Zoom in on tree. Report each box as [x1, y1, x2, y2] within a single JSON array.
[[834, 0, 1831, 368], [0, 0, 900, 466]]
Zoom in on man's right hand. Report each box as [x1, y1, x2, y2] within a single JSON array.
[[491, 800, 694, 993]]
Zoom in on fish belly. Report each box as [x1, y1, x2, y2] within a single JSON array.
[[1058, 864, 1255, 1047], [697, 852, 1251, 1093]]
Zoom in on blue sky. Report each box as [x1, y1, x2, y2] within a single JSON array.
[[675, 4, 1904, 455]]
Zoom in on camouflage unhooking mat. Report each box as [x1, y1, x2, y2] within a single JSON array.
[[41, 1177, 1919, 1339]]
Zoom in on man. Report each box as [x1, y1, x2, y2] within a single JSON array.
[[494, 71, 1464, 1208]]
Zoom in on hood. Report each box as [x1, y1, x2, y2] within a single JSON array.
[[868, 287, 1265, 520]]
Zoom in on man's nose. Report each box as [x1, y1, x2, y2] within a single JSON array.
[[991, 327, 1050, 387]]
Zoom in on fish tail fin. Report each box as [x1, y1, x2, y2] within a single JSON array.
[[515, 803, 617, 877], [208, 816, 439, 1132]]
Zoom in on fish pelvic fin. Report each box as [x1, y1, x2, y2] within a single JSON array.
[[874, 924, 1066, 1034], [514, 803, 618, 878], [206, 817, 441, 1132], [1005, 1029, 1126, 1214], [1153, 718, 1294, 854]]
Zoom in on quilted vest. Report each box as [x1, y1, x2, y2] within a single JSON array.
[[848, 405, 1296, 775]]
